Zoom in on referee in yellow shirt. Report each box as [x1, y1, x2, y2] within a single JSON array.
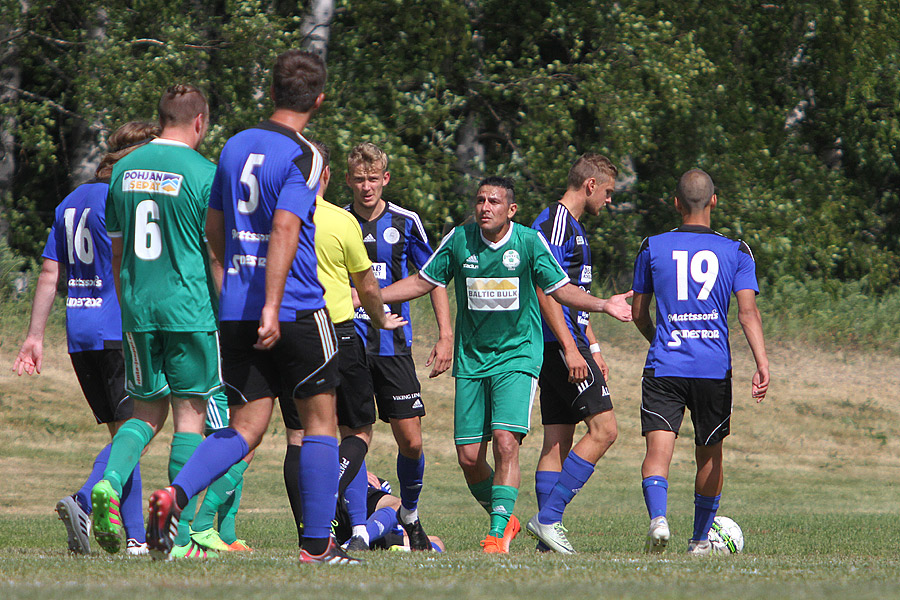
[[281, 140, 406, 551]]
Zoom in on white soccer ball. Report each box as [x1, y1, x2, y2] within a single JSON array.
[[708, 516, 744, 554]]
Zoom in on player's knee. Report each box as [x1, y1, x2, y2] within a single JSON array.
[[397, 437, 423, 458]]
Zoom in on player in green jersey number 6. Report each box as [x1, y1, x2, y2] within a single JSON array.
[[378, 176, 633, 553]]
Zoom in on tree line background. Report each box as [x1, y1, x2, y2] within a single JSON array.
[[2, 0, 899, 300]]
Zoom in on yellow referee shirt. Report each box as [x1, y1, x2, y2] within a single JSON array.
[[314, 197, 372, 323]]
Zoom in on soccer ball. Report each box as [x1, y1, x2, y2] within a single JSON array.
[[708, 516, 744, 554]]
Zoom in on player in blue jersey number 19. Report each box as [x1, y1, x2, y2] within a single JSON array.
[[631, 169, 769, 556]]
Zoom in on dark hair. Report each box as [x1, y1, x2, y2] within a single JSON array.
[[308, 139, 330, 167], [95, 121, 161, 180], [477, 176, 516, 205], [676, 168, 715, 212], [158, 84, 208, 128], [272, 50, 327, 113], [567, 153, 618, 190]]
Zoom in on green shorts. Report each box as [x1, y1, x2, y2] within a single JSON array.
[[205, 390, 230, 435], [123, 330, 223, 401], [454, 371, 538, 445]]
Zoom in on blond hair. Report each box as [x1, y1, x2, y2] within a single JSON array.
[[348, 142, 389, 173]]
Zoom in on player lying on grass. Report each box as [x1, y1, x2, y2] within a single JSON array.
[[376, 176, 633, 553], [331, 471, 445, 552], [631, 168, 769, 555], [12, 121, 160, 556]]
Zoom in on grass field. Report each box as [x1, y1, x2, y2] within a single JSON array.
[[2, 297, 900, 599]]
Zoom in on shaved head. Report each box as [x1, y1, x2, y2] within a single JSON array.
[[676, 168, 715, 212]]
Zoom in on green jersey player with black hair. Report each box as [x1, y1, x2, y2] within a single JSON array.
[[378, 176, 633, 553]]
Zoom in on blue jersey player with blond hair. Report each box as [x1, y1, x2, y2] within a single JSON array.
[[631, 168, 769, 555]]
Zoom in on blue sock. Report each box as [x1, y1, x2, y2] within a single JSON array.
[[538, 451, 595, 524], [120, 462, 145, 543], [171, 428, 249, 503], [75, 443, 111, 511], [345, 458, 369, 529], [396, 452, 425, 511], [299, 435, 339, 541], [534, 470, 558, 512], [692, 493, 721, 541], [642, 476, 668, 519], [366, 507, 399, 543]]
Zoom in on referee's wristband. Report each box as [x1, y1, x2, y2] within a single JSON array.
[[589, 343, 601, 354]]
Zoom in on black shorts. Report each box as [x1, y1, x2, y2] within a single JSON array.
[[280, 320, 376, 431], [220, 309, 340, 421], [70, 343, 133, 425], [368, 354, 425, 422], [641, 372, 733, 446], [538, 342, 613, 425]]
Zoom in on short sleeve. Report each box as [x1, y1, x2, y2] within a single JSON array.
[[42, 221, 60, 263], [105, 186, 121, 237], [533, 218, 567, 269], [632, 238, 653, 294], [209, 164, 224, 211], [732, 241, 759, 294], [275, 161, 317, 223], [420, 228, 455, 287], [531, 231, 568, 293], [406, 215, 434, 270], [343, 216, 372, 274]]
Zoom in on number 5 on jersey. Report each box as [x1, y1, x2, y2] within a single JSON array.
[[672, 250, 719, 301], [238, 153, 265, 214]]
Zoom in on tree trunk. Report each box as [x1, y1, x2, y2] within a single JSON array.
[[0, 4, 24, 241], [67, 8, 108, 189], [300, 0, 334, 60]]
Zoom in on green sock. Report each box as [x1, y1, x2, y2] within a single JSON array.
[[467, 470, 494, 514], [192, 459, 248, 538], [104, 418, 154, 496], [168, 432, 203, 546], [489, 485, 518, 537], [218, 472, 245, 544]]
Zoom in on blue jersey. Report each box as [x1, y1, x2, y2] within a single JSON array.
[[43, 180, 122, 353], [532, 203, 592, 348], [632, 224, 758, 379], [347, 202, 434, 356], [210, 121, 325, 322]]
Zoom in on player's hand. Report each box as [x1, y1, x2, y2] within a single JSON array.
[[603, 290, 634, 322], [593, 351, 609, 381], [563, 346, 588, 384], [752, 365, 769, 403], [255, 306, 281, 350], [12, 338, 43, 376], [426, 336, 453, 378], [379, 312, 408, 331]]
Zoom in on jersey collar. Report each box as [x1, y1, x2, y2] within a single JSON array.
[[150, 138, 191, 149], [675, 224, 714, 234], [480, 222, 515, 250]]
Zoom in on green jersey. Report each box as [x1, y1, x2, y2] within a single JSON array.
[[106, 139, 217, 332], [420, 222, 568, 378]]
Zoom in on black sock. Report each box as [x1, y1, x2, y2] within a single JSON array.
[[172, 484, 189, 511], [302, 536, 329, 556], [283, 443, 303, 548], [338, 436, 369, 496]]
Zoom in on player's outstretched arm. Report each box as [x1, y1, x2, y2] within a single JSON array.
[[631, 292, 656, 343], [380, 273, 436, 305], [736, 288, 770, 402], [257, 209, 300, 350], [537, 285, 588, 383], [426, 285, 453, 378], [12, 258, 60, 376], [549, 283, 634, 322], [205, 208, 226, 295], [350, 267, 408, 331]]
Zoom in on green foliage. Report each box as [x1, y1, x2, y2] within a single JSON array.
[[4, 0, 900, 296]]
